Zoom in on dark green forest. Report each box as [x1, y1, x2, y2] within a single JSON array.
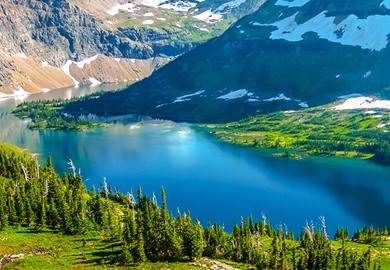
[[0, 143, 388, 269]]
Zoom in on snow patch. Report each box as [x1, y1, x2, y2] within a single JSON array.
[[194, 9, 223, 24], [381, 0, 390, 9], [160, 1, 197, 12], [89, 78, 101, 86], [15, 53, 27, 59], [141, 0, 166, 8], [284, 110, 296, 114], [75, 55, 99, 69], [107, 3, 138, 16], [144, 12, 154, 16], [298, 102, 308, 108], [42, 88, 51, 93], [366, 110, 377, 114], [363, 71, 372, 78], [256, 11, 390, 51], [173, 90, 205, 103], [275, 0, 311, 7], [61, 60, 79, 87], [156, 103, 168, 108], [143, 20, 155, 25], [0, 87, 30, 99], [157, 17, 167, 21], [214, 0, 248, 13], [338, 93, 363, 99], [41, 61, 52, 68], [263, 93, 291, 101], [217, 89, 248, 100], [334, 97, 390, 110], [248, 98, 260, 102], [114, 58, 121, 62], [159, 53, 175, 58], [194, 25, 210, 32]]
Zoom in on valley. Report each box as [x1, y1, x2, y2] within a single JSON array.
[[2, 0, 390, 269]]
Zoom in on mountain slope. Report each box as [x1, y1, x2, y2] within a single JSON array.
[[0, 0, 263, 95], [64, 0, 390, 123]]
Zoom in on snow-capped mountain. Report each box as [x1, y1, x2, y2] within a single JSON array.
[[64, 0, 390, 123]]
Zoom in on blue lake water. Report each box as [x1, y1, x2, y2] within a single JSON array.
[[0, 84, 389, 234]]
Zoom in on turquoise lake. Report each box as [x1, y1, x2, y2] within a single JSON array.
[[0, 84, 389, 234]]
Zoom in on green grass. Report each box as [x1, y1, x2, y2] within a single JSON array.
[[199, 103, 390, 164], [0, 227, 213, 270], [2, 227, 389, 269]]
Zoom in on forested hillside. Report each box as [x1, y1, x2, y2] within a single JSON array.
[[0, 143, 389, 269], [203, 103, 390, 165]]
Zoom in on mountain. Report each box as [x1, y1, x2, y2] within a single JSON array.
[[0, 0, 263, 96], [64, 0, 390, 123]]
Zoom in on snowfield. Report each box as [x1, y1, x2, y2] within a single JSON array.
[[74, 55, 99, 69], [381, 0, 390, 9], [263, 93, 291, 101], [334, 97, 390, 110], [61, 55, 100, 87], [173, 90, 205, 103], [194, 9, 223, 23], [217, 89, 248, 100], [215, 0, 248, 12], [160, 1, 197, 12], [275, 0, 311, 7], [255, 11, 390, 51], [89, 78, 101, 86], [107, 3, 138, 16]]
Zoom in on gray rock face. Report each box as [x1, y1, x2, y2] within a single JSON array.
[[0, 0, 265, 92], [0, 0, 152, 65]]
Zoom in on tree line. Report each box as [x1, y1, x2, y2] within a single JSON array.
[[0, 143, 386, 269]]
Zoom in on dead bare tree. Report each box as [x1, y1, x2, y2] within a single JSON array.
[[67, 159, 76, 177], [319, 216, 328, 240], [20, 162, 28, 183], [127, 191, 136, 220], [103, 177, 108, 195], [35, 158, 40, 180]]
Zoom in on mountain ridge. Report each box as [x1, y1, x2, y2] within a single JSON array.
[[63, 0, 390, 123], [0, 0, 263, 95]]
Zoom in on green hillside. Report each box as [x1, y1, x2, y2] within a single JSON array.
[[0, 142, 389, 269], [201, 101, 390, 165]]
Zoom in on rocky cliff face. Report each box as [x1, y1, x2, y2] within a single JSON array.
[[63, 0, 390, 123], [0, 0, 264, 95], [0, 0, 161, 94]]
